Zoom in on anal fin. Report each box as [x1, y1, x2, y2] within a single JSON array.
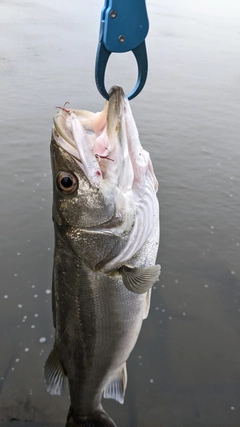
[[103, 363, 127, 404], [121, 264, 161, 294], [44, 345, 67, 395]]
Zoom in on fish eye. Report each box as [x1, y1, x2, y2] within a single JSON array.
[[56, 171, 78, 194]]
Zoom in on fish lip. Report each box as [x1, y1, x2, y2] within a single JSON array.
[[108, 86, 125, 102], [107, 86, 125, 128]]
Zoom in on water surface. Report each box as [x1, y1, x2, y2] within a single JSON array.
[[1, 0, 240, 426]]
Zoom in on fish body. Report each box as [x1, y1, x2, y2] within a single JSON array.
[[45, 87, 160, 427]]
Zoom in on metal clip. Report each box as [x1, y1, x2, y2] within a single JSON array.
[[95, 0, 149, 100]]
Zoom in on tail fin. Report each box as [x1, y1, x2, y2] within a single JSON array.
[[66, 407, 117, 427]]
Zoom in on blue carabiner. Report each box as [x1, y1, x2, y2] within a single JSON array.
[[95, 0, 149, 100]]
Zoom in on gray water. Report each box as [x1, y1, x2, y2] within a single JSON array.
[[1, 0, 240, 426]]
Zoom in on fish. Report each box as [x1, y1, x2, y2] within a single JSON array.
[[44, 86, 160, 427]]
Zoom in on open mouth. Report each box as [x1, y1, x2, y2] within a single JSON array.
[[52, 86, 159, 270], [53, 86, 127, 189]]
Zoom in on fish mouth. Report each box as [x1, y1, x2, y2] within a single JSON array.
[[53, 86, 129, 189], [53, 86, 159, 271]]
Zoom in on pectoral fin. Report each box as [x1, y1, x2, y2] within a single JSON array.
[[44, 346, 67, 395], [121, 265, 161, 294], [103, 363, 127, 404]]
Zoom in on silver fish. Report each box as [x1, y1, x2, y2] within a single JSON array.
[[45, 86, 160, 427]]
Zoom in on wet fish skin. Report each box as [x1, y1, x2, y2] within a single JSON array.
[[49, 139, 148, 413], [45, 87, 160, 427]]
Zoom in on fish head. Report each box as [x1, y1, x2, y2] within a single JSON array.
[[51, 86, 159, 270], [51, 138, 123, 229]]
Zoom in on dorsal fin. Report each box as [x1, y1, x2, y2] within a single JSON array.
[[44, 346, 67, 395]]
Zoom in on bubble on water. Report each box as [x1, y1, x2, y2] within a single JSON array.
[[32, 285, 35, 288], [169, 316, 172, 320], [182, 312, 186, 316], [45, 289, 51, 294], [24, 348, 29, 352], [138, 355, 142, 359], [162, 309, 165, 313], [175, 279, 179, 283], [204, 284, 209, 288], [161, 284, 165, 288], [150, 379, 154, 384], [230, 406, 235, 410], [36, 183, 40, 186], [18, 304, 22, 308], [11, 367, 15, 371], [156, 307, 159, 311], [15, 359, 19, 363], [153, 286, 156, 290], [27, 239, 31, 242], [236, 243, 240, 246], [39, 337, 46, 343], [231, 271, 235, 275], [31, 325, 35, 329], [14, 273, 18, 277], [34, 313, 39, 318], [210, 225, 214, 229], [42, 198, 45, 201], [47, 248, 51, 251], [17, 252, 21, 256], [4, 295, 8, 299], [34, 294, 38, 298]]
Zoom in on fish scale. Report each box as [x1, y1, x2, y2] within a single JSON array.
[[45, 87, 160, 427]]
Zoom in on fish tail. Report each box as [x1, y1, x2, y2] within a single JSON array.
[[66, 406, 117, 427]]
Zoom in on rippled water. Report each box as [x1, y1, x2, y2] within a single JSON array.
[[1, 0, 240, 426]]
